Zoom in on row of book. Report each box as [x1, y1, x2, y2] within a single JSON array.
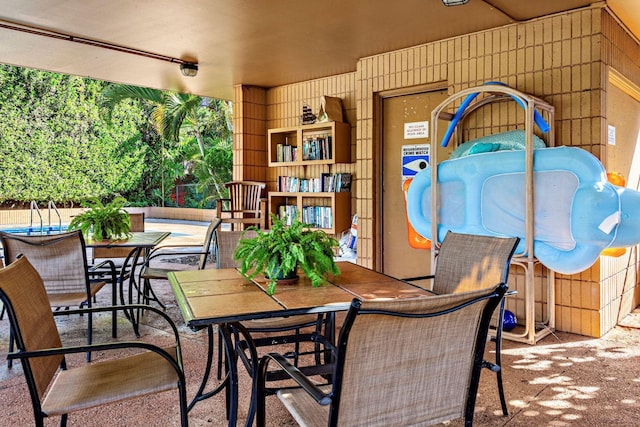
[[277, 204, 333, 229], [277, 173, 351, 193], [302, 135, 332, 161], [274, 134, 333, 163], [276, 143, 298, 162]]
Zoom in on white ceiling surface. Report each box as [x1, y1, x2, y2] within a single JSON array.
[[0, 1, 635, 100]]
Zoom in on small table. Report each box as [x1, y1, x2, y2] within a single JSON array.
[[86, 231, 170, 336], [169, 262, 433, 426]]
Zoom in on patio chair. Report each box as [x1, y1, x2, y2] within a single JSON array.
[[256, 283, 507, 427], [0, 230, 117, 364], [0, 256, 188, 427], [403, 230, 519, 416], [214, 227, 332, 424], [138, 217, 222, 308], [215, 181, 266, 230]]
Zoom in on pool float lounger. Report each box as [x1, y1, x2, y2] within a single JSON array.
[[406, 146, 640, 274]]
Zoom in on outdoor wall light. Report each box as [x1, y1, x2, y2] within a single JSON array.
[[442, 0, 469, 6], [180, 62, 198, 77]]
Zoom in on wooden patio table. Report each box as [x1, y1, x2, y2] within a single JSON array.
[[168, 261, 434, 426]]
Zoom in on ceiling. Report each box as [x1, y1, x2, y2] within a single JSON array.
[[0, 1, 636, 100]]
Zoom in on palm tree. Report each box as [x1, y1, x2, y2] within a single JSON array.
[[100, 85, 232, 202]]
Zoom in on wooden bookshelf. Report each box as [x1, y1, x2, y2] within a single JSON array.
[[268, 121, 351, 166], [268, 192, 351, 234]]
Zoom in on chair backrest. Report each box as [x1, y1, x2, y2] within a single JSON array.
[[331, 285, 506, 426], [198, 218, 223, 270], [93, 212, 145, 260], [214, 228, 258, 269], [432, 231, 519, 295], [0, 256, 64, 399], [0, 230, 91, 300], [225, 181, 265, 214]]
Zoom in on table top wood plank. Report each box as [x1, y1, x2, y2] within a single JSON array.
[[181, 277, 256, 297], [335, 281, 435, 300], [328, 261, 400, 285], [174, 268, 241, 283], [252, 275, 355, 309], [169, 262, 434, 329], [85, 231, 171, 248]]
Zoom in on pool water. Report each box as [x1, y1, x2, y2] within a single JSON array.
[[0, 225, 69, 235]]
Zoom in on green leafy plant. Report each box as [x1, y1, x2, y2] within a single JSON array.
[[68, 197, 131, 241], [234, 214, 340, 295]]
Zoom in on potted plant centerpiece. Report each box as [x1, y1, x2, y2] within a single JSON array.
[[69, 197, 132, 241], [234, 214, 340, 295]]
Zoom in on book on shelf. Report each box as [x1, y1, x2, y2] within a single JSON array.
[[278, 205, 299, 224], [301, 134, 332, 161], [276, 144, 284, 163], [337, 173, 351, 192], [321, 172, 352, 192], [302, 205, 333, 229]]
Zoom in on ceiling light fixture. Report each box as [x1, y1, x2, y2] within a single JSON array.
[[442, 0, 469, 6], [180, 62, 198, 77], [0, 18, 196, 75]]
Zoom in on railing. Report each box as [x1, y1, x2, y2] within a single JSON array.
[[28, 201, 63, 234], [29, 201, 43, 234], [47, 201, 62, 233]]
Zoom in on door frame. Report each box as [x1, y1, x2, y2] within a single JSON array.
[[373, 82, 448, 271]]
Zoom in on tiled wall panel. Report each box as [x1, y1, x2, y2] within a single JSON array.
[[235, 5, 640, 336]]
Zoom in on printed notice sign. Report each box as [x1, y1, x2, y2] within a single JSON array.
[[608, 125, 616, 145], [404, 121, 429, 139]]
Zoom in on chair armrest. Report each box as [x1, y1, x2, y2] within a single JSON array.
[[88, 259, 118, 279], [401, 274, 435, 282], [258, 352, 332, 405], [146, 243, 206, 258], [52, 304, 181, 342], [216, 198, 232, 216], [7, 340, 184, 376]]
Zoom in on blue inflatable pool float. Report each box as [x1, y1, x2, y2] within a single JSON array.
[[406, 146, 640, 274]]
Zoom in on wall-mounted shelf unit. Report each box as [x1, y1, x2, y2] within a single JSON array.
[[268, 121, 351, 166], [268, 191, 351, 235]]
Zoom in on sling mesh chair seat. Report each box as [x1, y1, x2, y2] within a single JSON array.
[[0, 256, 188, 427], [256, 284, 507, 427], [403, 230, 519, 416], [0, 230, 117, 364]]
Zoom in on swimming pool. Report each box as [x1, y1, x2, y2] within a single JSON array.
[[0, 225, 69, 235]]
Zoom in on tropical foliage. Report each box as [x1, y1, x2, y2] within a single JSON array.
[[0, 65, 147, 205], [234, 214, 340, 295], [100, 85, 233, 207], [68, 197, 131, 241], [0, 64, 233, 209]]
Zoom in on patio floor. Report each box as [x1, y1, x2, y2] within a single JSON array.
[[1, 219, 640, 426]]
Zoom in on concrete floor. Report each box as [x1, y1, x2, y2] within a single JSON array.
[[1, 220, 640, 426]]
